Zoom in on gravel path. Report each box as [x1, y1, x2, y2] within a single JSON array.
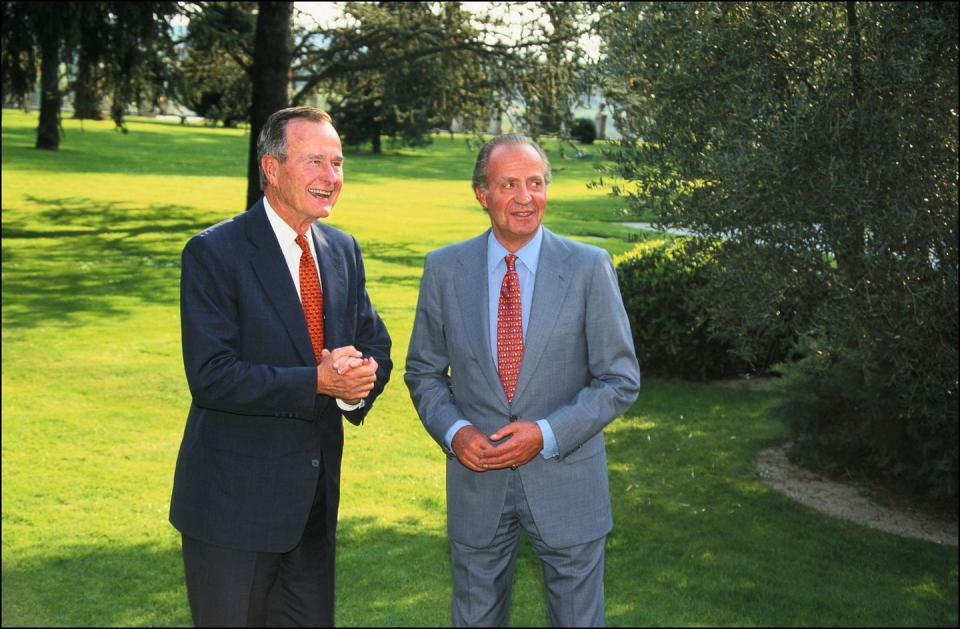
[[756, 445, 958, 546]]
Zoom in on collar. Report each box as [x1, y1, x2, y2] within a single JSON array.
[[487, 226, 543, 276], [262, 195, 303, 245]]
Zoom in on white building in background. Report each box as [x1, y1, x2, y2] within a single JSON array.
[[571, 91, 621, 141], [448, 90, 622, 141]]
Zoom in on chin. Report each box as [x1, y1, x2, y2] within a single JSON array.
[[310, 204, 333, 218]]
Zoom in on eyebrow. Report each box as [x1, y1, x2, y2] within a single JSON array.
[[303, 153, 344, 161], [497, 175, 543, 182]]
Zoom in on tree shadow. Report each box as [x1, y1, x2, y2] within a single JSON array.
[[2, 124, 246, 178], [358, 240, 427, 270], [3, 122, 475, 182], [336, 516, 555, 627], [1, 542, 192, 626], [0, 519, 487, 627], [2, 196, 219, 330], [602, 387, 957, 626]]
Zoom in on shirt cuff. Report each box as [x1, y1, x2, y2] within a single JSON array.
[[537, 419, 559, 459], [337, 398, 365, 411], [444, 419, 473, 454]]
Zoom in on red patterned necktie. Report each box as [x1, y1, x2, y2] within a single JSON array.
[[497, 254, 524, 403], [295, 233, 324, 363]]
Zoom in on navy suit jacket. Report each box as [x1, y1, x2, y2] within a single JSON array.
[[170, 200, 392, 553]]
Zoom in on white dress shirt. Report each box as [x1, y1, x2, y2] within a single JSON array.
[[263, 197, 364, 411]]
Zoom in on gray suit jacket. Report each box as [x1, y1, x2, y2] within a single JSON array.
[[405, 227, 640, 549]]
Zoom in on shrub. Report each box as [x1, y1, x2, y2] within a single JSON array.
[[571, 117, 596, 144], [775, 332, 959, 499], [615, 238, 757, 380]]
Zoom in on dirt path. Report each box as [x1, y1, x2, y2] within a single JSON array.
[[756, 444, 958, 546]]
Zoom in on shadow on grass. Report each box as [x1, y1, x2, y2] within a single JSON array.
[[3, 113, 608, 187], [0, 519, 456, 627], [359, 240, 426, 270], [602, 382, 958, 626], [0, 195, 430, 331], [2, 121, 473, 183], [2, 196, 219, 330], [1, 542, 192, 627], [2, 123, 246, 178]]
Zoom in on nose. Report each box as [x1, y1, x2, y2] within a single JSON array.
[[514, 184, 533, 204], [318, 161, 339, 183]]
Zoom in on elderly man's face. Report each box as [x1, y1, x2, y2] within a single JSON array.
[[475, 143, 547, 252], [264, 118, 343, 229]]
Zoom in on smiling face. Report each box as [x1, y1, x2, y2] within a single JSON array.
[[262, 118, 344, 233], [475, 143, 548, 252]]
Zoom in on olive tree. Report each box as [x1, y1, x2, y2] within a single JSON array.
[[597, 1, 958, 496]]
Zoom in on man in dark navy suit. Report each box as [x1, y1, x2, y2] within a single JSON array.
[[170, 107, 392, 627]]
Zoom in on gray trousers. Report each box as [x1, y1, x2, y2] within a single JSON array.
[[450, 470, 606, 627]]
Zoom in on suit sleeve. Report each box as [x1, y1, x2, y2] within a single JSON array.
[[543, 251, 641, 458], [180, 237, 319, 419], [342, 236, 393, 426], [404, 254, 469, 449]]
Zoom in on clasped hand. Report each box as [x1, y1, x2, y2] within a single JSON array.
[[316, 345, 378, 404], [451, 422, 543, 472]]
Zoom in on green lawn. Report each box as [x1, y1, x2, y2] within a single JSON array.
[[2, 109, 956, 627]]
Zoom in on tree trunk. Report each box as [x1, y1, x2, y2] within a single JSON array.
[[73, 50, 103, 120], [836, 0, 866, 283], [371, 125, 382, 154], [35, 13, 62, 150], [246, 1, 293, 211]]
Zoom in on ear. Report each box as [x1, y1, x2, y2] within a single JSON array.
[[261, 154, 279, 187], [474, 187, 488, 209]]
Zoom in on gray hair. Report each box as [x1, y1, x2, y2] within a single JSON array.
[[257, 106, 334, 189], [471, 133, 552, 193]]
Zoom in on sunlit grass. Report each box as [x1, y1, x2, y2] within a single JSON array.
[[2, 109, 957, 627]]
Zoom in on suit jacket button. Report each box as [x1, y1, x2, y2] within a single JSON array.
[[311, 459, 320, 467], [509, 414, 518, 422]]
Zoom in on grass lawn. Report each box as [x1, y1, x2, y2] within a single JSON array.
[[2, 109, 957, 627]]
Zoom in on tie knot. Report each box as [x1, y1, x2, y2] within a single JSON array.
[[505, 254, 517, 272], [295, 233, 309, 253]]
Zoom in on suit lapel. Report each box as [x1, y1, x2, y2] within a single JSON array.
[[246, 202, 315, 365], [455, 232, 504, 400], [513, 228, 572, 403]]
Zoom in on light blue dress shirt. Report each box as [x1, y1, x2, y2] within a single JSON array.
[[443, 227, 559, 459]]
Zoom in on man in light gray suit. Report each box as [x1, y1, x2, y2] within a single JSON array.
[[405, 134, 641, 627]]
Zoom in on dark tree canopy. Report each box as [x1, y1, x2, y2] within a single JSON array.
[[597, 1, 959, 497], [2, 1, 178, 145]]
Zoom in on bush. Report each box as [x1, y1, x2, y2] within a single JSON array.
[[615, 238, 757, 380], [774, 335, 958, 499], [571, 117, 596, 144]]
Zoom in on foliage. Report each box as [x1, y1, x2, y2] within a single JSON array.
[[0, 1, 179, 140], [295, 2, 594, 152], [175, 2, 256, 127], [101, 2, 180, 131], [0, 2, 37, 109], [511, 3, 586, 140], [597, 1, 959, 497], [571, 117, 596, 144], [70, 3, 110, 120], [615, 237, 792, 380], [321, 2, 451, 152], [775, 335, 959, 498]]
